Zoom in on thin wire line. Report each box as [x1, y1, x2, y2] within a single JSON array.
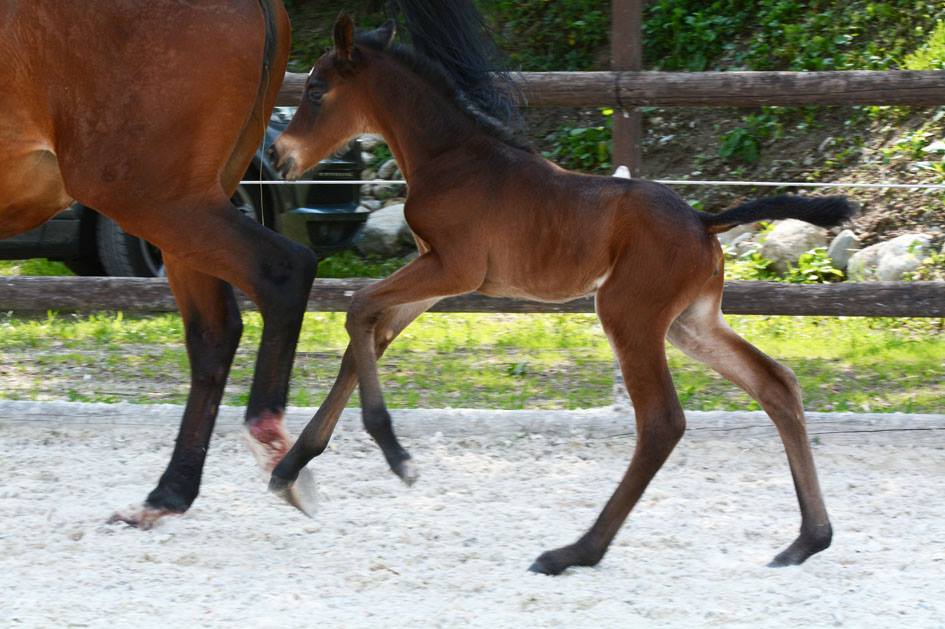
[[240, 179, 945, 190]]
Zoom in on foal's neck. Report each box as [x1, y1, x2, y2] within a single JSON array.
[[363, 58, 481, 181]]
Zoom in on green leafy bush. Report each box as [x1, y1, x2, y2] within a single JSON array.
[[542, 108, 613, 172], [784, 248, 845, 283], [490, 0, 609, 70], [718, 111, 784, 163], [904, 20, 945, 70]]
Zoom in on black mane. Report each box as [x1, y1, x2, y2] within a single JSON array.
[[361, 0, 531, 151]]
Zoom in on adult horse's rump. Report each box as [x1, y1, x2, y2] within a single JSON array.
[[0, 0, 318, 524]]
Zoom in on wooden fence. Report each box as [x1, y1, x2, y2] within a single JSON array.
[[2, 276, 943, 317]]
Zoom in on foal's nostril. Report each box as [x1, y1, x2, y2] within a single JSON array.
[[278, 157, 296, 181]]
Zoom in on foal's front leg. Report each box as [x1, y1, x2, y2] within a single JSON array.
[[270, 298, 438, 510], [346, 252, 482, 481]]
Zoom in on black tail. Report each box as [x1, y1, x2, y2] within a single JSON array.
[[699, 195, 858, 234]]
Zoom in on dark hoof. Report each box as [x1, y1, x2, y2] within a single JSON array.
[[392, 457, 419, 486], [529, 543, 601, 576], [768, 523, 833, 567], [268, 466, 317, 517], [529, 555, 565, 576]]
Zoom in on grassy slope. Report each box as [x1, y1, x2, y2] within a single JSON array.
[[1, 310, 941, 412]]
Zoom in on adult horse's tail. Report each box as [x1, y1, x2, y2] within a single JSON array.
[[386, 0, 524, 139], [220, 0, 289, 192], [699, 195, 858, 234]]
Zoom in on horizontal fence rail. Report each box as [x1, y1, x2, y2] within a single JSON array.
[[2, 277, 943, 317], [278, 70, 945, 108]]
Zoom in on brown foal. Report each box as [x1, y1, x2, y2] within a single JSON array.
[[270, 16, 853, 574], [1, 1, 318, 524]]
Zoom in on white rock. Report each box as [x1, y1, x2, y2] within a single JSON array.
[[847, 233, 933, 281], [717, 223, 758, 248], [355, 203, 415, 257], [759, 219, 829, 273], [377, 158, 402, 180], [358, 134, 385, 151], [826, 229, 861, 271], [612, 165, 631, 179]]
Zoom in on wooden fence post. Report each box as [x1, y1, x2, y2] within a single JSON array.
[[612, 0, 643, 406], [611, 0, 643, 176]]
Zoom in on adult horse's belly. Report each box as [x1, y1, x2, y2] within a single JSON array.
[[0, 104, 72, 237]]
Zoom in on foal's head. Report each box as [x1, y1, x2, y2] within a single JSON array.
[[271, 15, 395, 180]]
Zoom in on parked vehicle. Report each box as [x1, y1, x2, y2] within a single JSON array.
[[0, 109, 367, 276]]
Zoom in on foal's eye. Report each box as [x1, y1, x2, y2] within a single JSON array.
[[308, 79, 328, 104]]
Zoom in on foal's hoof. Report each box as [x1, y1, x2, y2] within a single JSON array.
[[768, 524, 833, 567], [392, 457, 419, 486], [268, 467, 317, 518], [107, 505, 179, 530], [528, 543, 600, 576]]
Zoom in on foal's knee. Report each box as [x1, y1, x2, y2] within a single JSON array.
[[345, 294, 381, 337]]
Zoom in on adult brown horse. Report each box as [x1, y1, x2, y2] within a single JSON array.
[[0, 1, 318, 525], [269, 10, 855, 575]]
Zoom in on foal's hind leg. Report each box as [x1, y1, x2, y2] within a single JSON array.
[[667, 286, 831, 566], [109, 259, 243, 528], [531, 285, 686, 575], [270, 299, 438, 507]]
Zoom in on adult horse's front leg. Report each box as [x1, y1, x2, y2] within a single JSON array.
[[107, 199, 318, 523], [110, 259, 242, 528]]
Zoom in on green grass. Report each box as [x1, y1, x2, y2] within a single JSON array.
[[0, 310, 941, 412], [0, 259, 73, 276]]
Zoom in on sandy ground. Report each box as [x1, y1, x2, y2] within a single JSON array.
[[1, 402, 944, 628]]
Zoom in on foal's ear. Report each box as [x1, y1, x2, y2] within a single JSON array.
[[333, 12, 355, 61], [376, 19, 397, 49]]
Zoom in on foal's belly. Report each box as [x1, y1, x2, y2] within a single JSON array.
[[478, 270, 609, 303]]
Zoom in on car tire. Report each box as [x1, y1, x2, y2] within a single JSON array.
[[64, 256, 106, 276], [96, 218, 166, 278], [94, 187, 263, 278]]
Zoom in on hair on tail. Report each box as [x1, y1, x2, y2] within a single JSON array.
[[699, 195, 858, 234]]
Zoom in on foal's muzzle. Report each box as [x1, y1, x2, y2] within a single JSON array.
[[268, 144, 297, 181]]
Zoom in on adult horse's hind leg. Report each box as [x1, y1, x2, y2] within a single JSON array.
[[109, 258, 242, 528], [667, 277, 831, 566], [530, 276, 686, 575]]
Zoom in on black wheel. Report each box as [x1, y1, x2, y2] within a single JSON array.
[[94, 187, 262, 278], [96, 218, 165, 277], [64, 256, 106, 276]]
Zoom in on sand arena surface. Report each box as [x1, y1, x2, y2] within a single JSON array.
[[1, 402, 943, 627]]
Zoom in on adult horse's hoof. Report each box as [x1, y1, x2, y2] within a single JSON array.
[[107, 505, 179, 530], [768, 524, 833, 567], [268, 467, 317, 517]]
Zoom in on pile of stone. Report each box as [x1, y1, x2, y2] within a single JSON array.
[[354, 134, 413, 258], [720, 217, 942, 281]]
